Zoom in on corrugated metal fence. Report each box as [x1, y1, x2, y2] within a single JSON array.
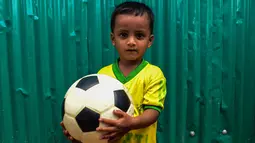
[[0, 0, 255, 142]]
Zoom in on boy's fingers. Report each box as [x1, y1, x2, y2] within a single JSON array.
[[96, 126, 120, 132], [103, 132, 118, 140], [60, 124, 75, 141], [108, 132, 126, 142], [63, 130, 69, 135], [60, 122, 66, 129], [99, 118, 117, 126], [113, 110, 125, 118], [68, 136, 74, 140]]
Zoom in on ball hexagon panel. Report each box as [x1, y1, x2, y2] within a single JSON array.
[[80, 84, 115, 113], [97, 74, 124, 90], [63, 114, 83, 141], [114, 89, 131, 112], [126, 103, 135, 116], [76, 75, 99, 91], [76, 107, 100, 132], [64, 88, 90, 117], [99, 106, 120, 127]]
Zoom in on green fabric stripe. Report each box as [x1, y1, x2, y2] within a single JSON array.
[[112, 58, 148, 84], [112, 62, 126, 83], [144, 105, 162, 113]]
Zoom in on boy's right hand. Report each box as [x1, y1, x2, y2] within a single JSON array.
[[60, 121, 81, 143]]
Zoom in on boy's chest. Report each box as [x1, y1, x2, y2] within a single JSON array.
[[124, 77, 148, 112]]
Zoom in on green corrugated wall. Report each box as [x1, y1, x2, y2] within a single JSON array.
[[0, 0, 255, 142]]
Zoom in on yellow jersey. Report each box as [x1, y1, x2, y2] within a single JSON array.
[[97, 59, 167, 143]]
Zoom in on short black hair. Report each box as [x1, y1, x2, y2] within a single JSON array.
[[110, 1, 154, 34]]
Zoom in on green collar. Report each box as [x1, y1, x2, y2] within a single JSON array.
[[112, 59, 148, 84]]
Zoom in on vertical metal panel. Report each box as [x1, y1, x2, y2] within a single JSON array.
[[0, 0, 254, 143]]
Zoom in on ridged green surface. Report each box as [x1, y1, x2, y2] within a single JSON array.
[[0, 0, 255, 142]]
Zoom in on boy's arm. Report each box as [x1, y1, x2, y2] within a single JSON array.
[[97, 108, 160, 141], [97, 105, 161, 141], [142, 68, 167, 113], [130, 69, 167, 129], [129, 108, 159, 129]]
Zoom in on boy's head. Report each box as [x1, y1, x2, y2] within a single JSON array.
[[110, 1, 155, 63], [111, 1, 154, 34]]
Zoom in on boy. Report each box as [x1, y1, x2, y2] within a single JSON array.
[[61, 1, 167, 143]]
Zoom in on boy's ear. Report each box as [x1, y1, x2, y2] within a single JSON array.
[[148, 34, 154, 48], [110, 33, 115, 46]]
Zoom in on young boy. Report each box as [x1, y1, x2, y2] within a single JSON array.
[[61, 1, 167, 143]]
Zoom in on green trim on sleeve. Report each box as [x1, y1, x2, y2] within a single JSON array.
[[144, 105, 162, 113]]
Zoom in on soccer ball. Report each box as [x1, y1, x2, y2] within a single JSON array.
[[61, 74, 134, 143]]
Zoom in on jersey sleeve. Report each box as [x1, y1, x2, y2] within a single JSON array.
[[97, 68, 104, 74], [97, 66, 107, 74], [97, 65, 116, 79], [142, 68, 167, 113]]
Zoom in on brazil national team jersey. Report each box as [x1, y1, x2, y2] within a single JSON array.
[[97, 59, 167, 143]]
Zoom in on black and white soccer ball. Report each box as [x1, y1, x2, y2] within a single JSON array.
[[61, 74, 134, 143]]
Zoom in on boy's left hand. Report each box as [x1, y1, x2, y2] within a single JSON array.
[[96, 109, 133, 141]]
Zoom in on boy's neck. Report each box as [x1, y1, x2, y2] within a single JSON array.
[[118, 59, 143, 76], [118, 59, 142, 68]]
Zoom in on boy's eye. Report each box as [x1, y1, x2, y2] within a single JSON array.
[[136, 33, 145, 39], [119, 33, 128, 38]]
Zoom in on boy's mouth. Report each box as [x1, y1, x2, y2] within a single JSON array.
[[126, 49, 137, 52]]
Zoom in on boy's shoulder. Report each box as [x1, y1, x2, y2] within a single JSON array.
[[143, 61, 165, 79], [146, 62, 163, 73], [97, 64, 113, 74]]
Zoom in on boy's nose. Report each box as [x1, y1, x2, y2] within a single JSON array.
[[127, 37, 136, 47]]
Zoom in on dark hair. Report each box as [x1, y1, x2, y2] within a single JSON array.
[[110, 1, 154, 34]]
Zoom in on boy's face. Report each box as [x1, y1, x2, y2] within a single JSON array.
[[111, 13, 154, 62]]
